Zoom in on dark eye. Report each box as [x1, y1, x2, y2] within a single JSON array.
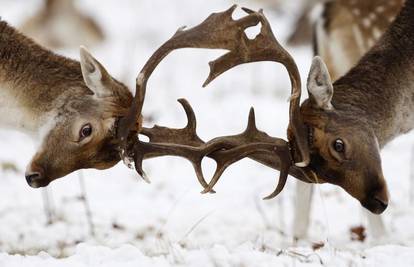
[[333, 139, 345, 153], [80, 123, 93, 140]]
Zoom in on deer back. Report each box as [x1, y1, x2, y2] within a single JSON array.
[[315, 0, 404, 81]]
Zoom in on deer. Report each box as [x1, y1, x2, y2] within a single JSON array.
[[3, 3, 412, 242], [292, 0, 405, 239], [0, 19, 132, 188], [19, 0, 104, 49], [316, 0, 404, 80], [254, 0, 329, 46], [111, 1, 414, 237]]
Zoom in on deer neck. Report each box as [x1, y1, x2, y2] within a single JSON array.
[[0, 20, 87, 135], [333, 0, 414, 147]]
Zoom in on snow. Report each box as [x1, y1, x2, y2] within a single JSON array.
[[2, 243, 414, 267], [1, 0, 414, 266]]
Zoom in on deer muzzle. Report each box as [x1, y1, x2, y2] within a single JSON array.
[[25, 164, 48, 188], [361, 186, 389, 214]]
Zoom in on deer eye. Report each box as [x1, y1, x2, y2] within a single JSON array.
[[79, 123, 93, 140], [333, 139, 345, 153]]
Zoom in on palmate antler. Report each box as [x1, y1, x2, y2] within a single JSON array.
[[136, 99, 292, 199], [116, 5, 312, 199]]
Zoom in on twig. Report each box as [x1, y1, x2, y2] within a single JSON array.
[[178, 211, 214, 245], [286, 249, 324, 265]]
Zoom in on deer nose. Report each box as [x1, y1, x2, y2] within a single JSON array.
[[25, 172, 43, 188], [374, 196, 388, 211], [25, 162, 48, 188], [362, 196, 388, 214], [361, 184, 389, 214], [364, 190, 389, 214]]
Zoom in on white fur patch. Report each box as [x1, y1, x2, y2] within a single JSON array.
[[37, 113, 58, 141], [352, 9, 361, 16], [362, 18, 372, 28], [376, 6, 385, 13], [0, 87, 41, 135], [352, 25, 366, 53], [325, 27, 355, 78], [372, 27, 383, 39], [367, 38, 375, 47]]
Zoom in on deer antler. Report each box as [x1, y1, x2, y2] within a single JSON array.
[[131, 99, 292, 198], [117, 5, 311, 198]]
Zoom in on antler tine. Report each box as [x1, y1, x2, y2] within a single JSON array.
[[244, 107, 258, 134], [136, 100, 295, 197], [201, 7, 310, 167], [199, 107, 259, 194], [200, 142, 284, 194], [116, 5, 313, 199], [262, 158, 290, 200], [117, 4, 262, 146], [200, 108, 292, 195], [141, 99, 203, 146], [202, 108, 292, 196], [137, 99, 213, 191]]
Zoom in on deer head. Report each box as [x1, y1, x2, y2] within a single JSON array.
[[300, 57, 388, 214], [113, 6, 389, 214], [25, 47, 132, 188]]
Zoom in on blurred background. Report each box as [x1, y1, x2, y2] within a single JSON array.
[[1, 0, 414, 265]]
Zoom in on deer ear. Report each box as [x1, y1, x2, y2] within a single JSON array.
[[307, 56, 334, 110], [79, 46, 113, 98]]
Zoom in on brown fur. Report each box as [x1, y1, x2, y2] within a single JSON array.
[[0, 20, 132, 187], [334, 0, 414, 144], [302, 0, 414, 213], [318, 0, 404, 80]]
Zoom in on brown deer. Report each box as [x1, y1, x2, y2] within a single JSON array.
[[0, 20, 131, 188], [3, 3, 412, 242], [254, 0, 329, 46], [293, 0, 405, 239], [113, 1, 414, 225], [316, 0, 404, 80], [19, 0, 104, 49]]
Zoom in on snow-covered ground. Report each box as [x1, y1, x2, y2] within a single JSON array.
[[1, 0, 414, 266]]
